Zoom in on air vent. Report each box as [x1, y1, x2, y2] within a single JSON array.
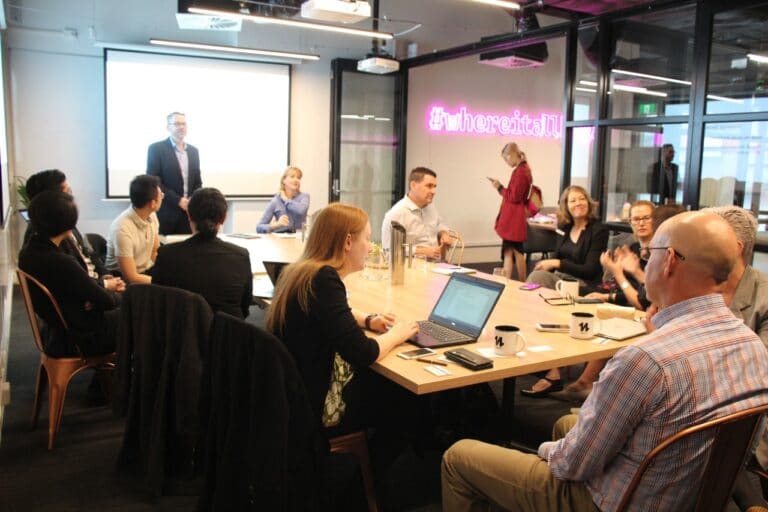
[[176, 13, 242, 31]]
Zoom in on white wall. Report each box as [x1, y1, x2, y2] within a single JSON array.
[[405, 37, 566, 260]]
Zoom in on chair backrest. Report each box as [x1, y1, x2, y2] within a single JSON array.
[[16, 269, 68, 354], [85, 232, 107, 261], [524, 224, 557, 254], [616, 403, 768, 512], [445, 230, 464, 265]]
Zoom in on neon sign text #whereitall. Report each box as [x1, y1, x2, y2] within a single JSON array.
[[428, 105, 563, 139]]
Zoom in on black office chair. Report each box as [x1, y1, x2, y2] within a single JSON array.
[[523, 224, 557, 267], [85, 233, 107, 261]]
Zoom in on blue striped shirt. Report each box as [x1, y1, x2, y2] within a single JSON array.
[[539, 294, 768, 511]]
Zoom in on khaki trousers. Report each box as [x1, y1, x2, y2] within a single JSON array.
[[441, 414, 599, 512]]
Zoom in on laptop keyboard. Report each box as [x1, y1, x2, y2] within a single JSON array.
[[418, 321, 470, 342]]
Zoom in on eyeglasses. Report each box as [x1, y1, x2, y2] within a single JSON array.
[[539, 291, 574, 306], [169, 122, 187, 127], [630, 215, 652, 225], [639, 246, 686, 262]]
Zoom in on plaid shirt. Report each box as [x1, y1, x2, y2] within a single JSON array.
[[539, 294, 768, 511]]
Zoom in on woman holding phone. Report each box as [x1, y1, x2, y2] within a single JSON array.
[[488, 142, 532, 281]]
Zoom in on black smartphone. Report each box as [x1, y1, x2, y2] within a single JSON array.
[[575, 297, 603, 304], [535, 323, 569, 332]]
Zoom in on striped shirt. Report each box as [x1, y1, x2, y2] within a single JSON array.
[[539, 294, 768, 512]]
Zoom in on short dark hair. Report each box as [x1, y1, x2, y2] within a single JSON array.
[[26, 169, 67, 199], [408, 167, 437, 184], [130, 175, 160, 208], [188, 188, 227, 238], [28, 190, 78, 237]]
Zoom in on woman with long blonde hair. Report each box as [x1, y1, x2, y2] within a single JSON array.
[[267, 203, 418, 434], [257, 166, 310, 233]]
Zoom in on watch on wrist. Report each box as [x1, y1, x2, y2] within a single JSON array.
[[365, 313, 377, 330]]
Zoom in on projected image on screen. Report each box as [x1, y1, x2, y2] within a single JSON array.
[[105, 49, 289, 197]]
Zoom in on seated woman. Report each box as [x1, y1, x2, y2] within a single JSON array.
[[522, 185, 607, 397], [265, 203, 418, 436], [257, 166, 310, 233], [152, 187, 253, 319], [526, 185, 608, 292], [19, 190, 124, 357]]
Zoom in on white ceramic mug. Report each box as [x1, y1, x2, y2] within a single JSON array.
[[570, 312, 600, 339], [556, 277, 579, 300], [494, 325, 526, 356]]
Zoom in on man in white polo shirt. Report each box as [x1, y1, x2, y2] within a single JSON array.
[[381, 167, 453, 259], [105, 175, 161, 284]]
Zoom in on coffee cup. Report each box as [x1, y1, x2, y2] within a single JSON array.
[[570, 312, 599, 339], [494, 325, 526, 356], [556, 277, 579, 300]]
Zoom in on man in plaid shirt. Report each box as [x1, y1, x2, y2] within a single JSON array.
[[442, 211, 768, 512]]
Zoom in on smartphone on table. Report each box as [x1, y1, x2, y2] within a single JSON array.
[[535, 323, 569, 332], [397, 347, 437, 359], [520, 283, 542, 291]]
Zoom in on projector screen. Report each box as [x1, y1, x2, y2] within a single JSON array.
[[105, 49, 290, 198]]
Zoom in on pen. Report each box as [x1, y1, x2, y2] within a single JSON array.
[[416, 357, 447, 366]]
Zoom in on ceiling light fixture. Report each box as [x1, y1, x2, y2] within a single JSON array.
[[574, 86, 597, 93], [579, 80, 598, 87], [706, 94, 744, 104], [612, 69, 692, 86], [149, 38, 320, 61], [471, 0, 521, 8], [613, 84, 668, 98], [747, 53, 768, 64], [188, 7, 393, 40]]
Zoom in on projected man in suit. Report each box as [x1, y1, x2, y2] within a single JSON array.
[[147, 112, 202, 235]]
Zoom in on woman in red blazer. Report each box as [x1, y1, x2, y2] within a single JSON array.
[[490, 142, 533, 281]]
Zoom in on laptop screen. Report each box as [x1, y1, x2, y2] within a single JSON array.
[[429, 274, 505, 337]]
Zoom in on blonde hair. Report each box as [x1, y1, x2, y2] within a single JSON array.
[[279, 166, 303, 193], [556, 185, 598, 225], [501, 142, 526, 162], [266, 203, 368, 334]]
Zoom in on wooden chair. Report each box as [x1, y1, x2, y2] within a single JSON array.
[[616, 404, 768, 512], [16, 269, 114, 450], [329, 431, 378, 512], [444, 230, 464, 266]]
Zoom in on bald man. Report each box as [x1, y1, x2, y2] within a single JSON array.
[[441, 212, 768, 512]]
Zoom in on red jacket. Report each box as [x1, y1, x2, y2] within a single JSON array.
[[494, 161, 533, 242]]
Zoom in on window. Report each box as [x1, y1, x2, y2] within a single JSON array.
[[603, 124, 688, 222], [573, 26, 599, 121], [707, 4, 768, 114]]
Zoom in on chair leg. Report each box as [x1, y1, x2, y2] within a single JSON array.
[[31, 363, 47, 430], [330, 431, 378, 512], [43, 360, 82, 450]]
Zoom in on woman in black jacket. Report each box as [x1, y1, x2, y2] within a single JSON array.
[[522, 185, 608, 397], [19, 190, 123, 357], [526, 185, 608, 291]]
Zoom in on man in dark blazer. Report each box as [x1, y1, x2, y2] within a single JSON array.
[[152, 188, 252, 319], [147, 112, 202, 235], [648, 143, 678, 205]]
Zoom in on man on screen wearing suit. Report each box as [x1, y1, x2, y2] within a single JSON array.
[[147, 112, 202, 235]]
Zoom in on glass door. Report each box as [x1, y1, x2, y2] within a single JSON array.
[[330, 59, 405, 244]]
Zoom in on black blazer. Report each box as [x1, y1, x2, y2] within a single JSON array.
[[554, 220, 609, 284], [18, 234, 120, 356], [152, 234, 253, 319], [648, 161, 679, 202], [147, 138, 202, 234]]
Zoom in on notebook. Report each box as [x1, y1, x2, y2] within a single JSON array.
[[410, 273, 505, 348], [252, 261, 287, 299], [597, 317, 647, 341]]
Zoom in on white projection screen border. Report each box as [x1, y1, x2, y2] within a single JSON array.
[[104, 48, 290, 198]]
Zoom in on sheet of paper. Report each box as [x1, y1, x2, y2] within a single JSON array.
[[527, 345, 553, 352], [425, 365, 452, 376]]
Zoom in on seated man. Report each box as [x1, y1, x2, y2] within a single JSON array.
[[442, 211, 768, 512], [105, 175, 161, 284], [19, 190, 123, 357], [22, 168, 108, 279], [381, 167, 453, 259], [153, 187, 253, 318]]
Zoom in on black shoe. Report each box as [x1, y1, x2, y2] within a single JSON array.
[[520, 377, 563, 398]]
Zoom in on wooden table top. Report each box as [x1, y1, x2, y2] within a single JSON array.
[[228, 234, 630, 396]]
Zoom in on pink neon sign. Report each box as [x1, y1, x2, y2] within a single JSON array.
[[427, 105, 563, 139]]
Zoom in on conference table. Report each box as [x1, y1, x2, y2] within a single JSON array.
[[224, 233, 632, 416]]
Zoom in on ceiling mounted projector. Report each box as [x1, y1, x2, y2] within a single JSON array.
[[301, 0, 372, 23], [357, 56, 399, 74]]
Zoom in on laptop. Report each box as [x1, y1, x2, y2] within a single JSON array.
[[410, 273, 506, 348], [252, 261, 287, 299]]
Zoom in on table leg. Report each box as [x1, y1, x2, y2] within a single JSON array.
[[501, 376, 516, 423]]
